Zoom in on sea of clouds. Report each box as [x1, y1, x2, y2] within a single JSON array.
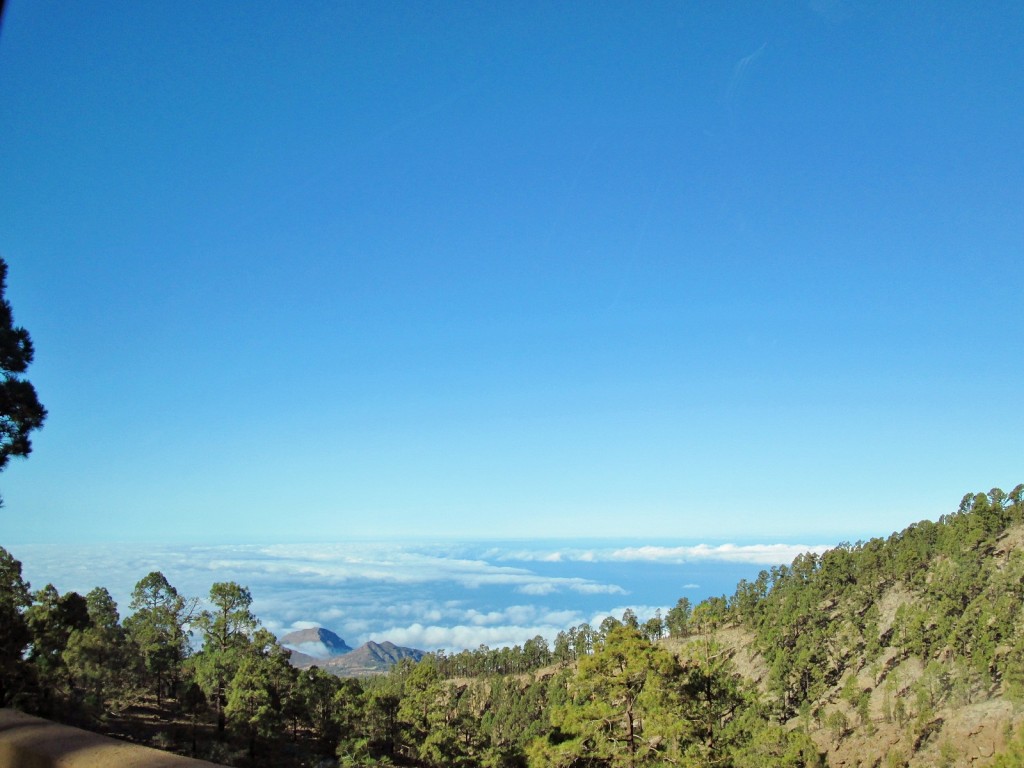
[[11, 539, 831, 652]]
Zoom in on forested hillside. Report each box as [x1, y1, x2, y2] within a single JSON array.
[[723, 485, 1024, 766], [2, 485, 1023, 767]]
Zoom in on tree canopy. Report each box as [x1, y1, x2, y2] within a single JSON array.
[[0, 257, 46, 487]]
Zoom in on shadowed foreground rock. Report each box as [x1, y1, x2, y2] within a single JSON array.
[[0, 709, 223, 768]]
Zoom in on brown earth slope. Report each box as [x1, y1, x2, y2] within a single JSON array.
[[0, 708, 223, 768]]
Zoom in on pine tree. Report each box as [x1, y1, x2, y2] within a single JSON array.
[[0, 257, 46, 504]]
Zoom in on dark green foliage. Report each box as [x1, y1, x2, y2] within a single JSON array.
[[0, 257, 46, 484], [294, 665, 343, 751], [641, 613, 664, 643], [191, 581, 259, 733], [665, 596, 691, 637], [732, 486, 1024, 717], [0, 545, 32, 706], [124, 571, 193, 706], [63, 587, 133, 714], [481, 675, 549, 760], [25, 584, 90, 713], [434, 634, 556, 678], [357, 675, 402, 762], [537, 623, 679, 766], [674, 638, 752, 764], [731, 717, 824, 767], [691, 595, 730, 633], [223, 629, 296, 759]]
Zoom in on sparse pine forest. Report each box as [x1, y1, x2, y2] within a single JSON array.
[[2, 485, 1024, 766]]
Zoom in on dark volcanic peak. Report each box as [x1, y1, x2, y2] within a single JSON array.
[[353, 641, 423, 666], [292, 640, 425, 677], [279, 626, 352, 659], [322, 640, 425, 676]]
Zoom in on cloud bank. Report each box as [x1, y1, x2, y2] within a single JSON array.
[[490, 541, 830, 566], [610, 542, 832, 565], [12, 537, 824, 651]]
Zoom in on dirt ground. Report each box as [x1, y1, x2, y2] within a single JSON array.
[[0, 708, 222, 768]]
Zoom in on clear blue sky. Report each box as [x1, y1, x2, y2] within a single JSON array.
[[1, 2, 1021, 545]]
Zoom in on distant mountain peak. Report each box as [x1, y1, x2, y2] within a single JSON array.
[[282, 634, 425, 676], [280, 626, 353, 659], [323, 640, 425, 676]]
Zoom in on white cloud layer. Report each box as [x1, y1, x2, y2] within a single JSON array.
[[10, 537, 821, 651], [284, 641, 333, 659], [491, 542, 827, 565], [609, 543, 832, 565], [369, 623, 570, 652]]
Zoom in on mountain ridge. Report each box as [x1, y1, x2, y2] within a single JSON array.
[[280, 627, 425, 676], [681, 487, 1024, 766], [318, 640, 425, 676]]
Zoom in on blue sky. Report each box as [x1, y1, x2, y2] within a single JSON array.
[[0, 2, 1021, 546]]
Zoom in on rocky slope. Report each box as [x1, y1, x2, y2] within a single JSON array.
[[318, 640, 425, 676], [280, 626, 424, 676], [686, 492, 1024, 767]]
